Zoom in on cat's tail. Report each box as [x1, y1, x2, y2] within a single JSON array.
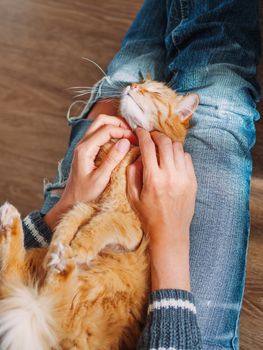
[[0, 281, 58, 350]]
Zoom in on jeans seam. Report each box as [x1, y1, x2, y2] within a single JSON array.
[[171, 0, 190, 53], [179, 0, 189, 20], [203, 340, 231, 349], [231, 156, 252, 350]]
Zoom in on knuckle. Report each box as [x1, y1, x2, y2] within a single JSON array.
[[159, 136, 172, 148], [152, 132, 171, 147]]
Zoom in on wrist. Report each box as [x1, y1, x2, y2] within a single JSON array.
[[150, 239, 189, 263], [148, 225, 190, 249], [43, 199, 73, 232], [150, 246, 190, 292], [149, 238, 190, 292]]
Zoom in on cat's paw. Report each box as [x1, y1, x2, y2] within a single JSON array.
[[0, 202, 20, 234], [72, 246, 95, 267], [70, 239, 96, 266], [47, 242, 75, 275]]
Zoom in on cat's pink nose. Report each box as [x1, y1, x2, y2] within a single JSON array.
[[131, 83, 140, 91]]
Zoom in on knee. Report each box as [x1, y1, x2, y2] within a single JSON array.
[[171, 64, 260, 154], [171, 64, 261, 118], [188, 103, 257, 157]]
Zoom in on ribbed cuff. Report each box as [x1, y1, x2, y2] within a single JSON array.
[[23, 211, 53, 249], [149, 289, 196, 309], [141, 289, 202, 350]]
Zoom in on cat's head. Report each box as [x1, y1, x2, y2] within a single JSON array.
[[120, 80, 199, 142]]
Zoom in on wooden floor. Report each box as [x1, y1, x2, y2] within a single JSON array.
[[0, 1, 262, 348]]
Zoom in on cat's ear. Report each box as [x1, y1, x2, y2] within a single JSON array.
[[174, 93, 200, 123]]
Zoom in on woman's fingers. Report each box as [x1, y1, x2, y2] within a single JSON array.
[[86, 114, 130, 136], [73, 125, 133, 177], [151, 131, 174, 169], [84, 125, 134, 160], [127, 156, 143, 206], [173, 142, 186, 169], [80, 115, 137, 146], [95, 138, 131, 178], [136, 128, 158, 172]]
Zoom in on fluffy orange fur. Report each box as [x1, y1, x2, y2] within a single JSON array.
[[0, 80, 199, 350]]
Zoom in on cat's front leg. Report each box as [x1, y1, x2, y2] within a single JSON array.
[[51, 202, 96, 246], [0, 202, 26, 280], [42, 243, 78, 323], [70, 211, 143, 265], [42, 241, 78, 306], [43, 242, 77, 291], [39, 242, 79, 348]]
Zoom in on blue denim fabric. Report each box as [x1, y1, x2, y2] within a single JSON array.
[[40, 1, 261, 349]]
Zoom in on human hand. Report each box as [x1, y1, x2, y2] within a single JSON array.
[[127, 128, 197, 291], [127, 127, 197, 246], [44, 114, 136, 231]]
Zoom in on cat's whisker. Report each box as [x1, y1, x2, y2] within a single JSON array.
[[69, 88, 100, 93], [67, 86, 95, 90], [67, 84, 125, 97], [73, 93, 89, 98], [69, 88, 123, 95], [81, 57, 112, 85], [72, 91, 123, 99], [74, 89, 96, 94]]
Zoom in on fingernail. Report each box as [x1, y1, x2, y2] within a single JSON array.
[[116, 139, 130, 154]]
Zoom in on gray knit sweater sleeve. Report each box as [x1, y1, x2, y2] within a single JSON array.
[[137, 289, 202, 350], [23, 211, 53, 248]]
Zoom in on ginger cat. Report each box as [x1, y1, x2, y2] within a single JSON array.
[[0, 80, 199, 350]]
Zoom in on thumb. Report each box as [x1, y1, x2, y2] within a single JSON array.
[[97, 138, 131, 177]]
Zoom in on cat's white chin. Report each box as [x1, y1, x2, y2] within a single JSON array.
[[120, 94, 152, 131]]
